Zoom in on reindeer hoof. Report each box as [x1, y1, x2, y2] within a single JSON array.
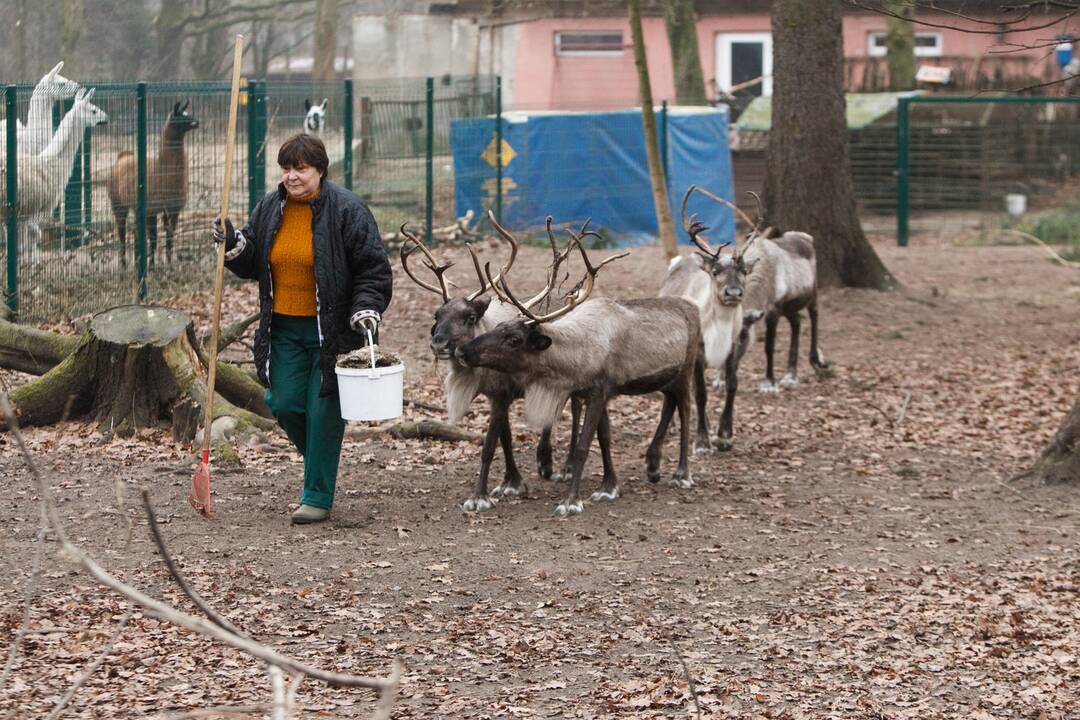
[[646, 468, 662, 484], [694, 442, 713, 456], [758, 380, 779, 394], [671, 470, 694, 489], [554, 500, 584, 517], [780, 373, 799, 388], [492, 482, 528, 499], [537, 465, 554, 481], [589, 487, 620, 503], [462, 496, 495, 512], [711, 435, 734, 452], [810, 349, 827, 369]]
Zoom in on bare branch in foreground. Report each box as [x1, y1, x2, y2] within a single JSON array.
[[0, 392, 399, 695], [0, 507, 48, 692], [162, 705, 271, 720], [142, 488, 250, 640], [44, 610, 134, 720], [674, 648, 703, 720], [269, 665, 287, 720]]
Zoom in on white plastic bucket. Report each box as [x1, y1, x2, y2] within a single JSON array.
[[1005, 193, 1027, 216], [335, 329, 404, 421]]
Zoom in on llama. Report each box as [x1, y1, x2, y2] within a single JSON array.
[[107, 101, 199, 266], [0, 62, 82, 163], [303, 98, 327, 135], [0, 89, 108, 252]]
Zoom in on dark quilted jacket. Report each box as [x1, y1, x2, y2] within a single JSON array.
[[225, 179, 393, 396]]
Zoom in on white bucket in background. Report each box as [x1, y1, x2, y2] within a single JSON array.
[[336, 362, 404, 421], [1005, 193, 1027, 216]]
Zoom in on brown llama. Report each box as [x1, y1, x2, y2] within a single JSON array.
[[107, 100, 199, 266]]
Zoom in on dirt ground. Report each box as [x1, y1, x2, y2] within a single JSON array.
[[1, 231, 1079, 719]]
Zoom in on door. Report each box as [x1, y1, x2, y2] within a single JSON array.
[[715, 32, 773, 98]]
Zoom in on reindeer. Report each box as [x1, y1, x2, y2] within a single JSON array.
[[457, 243, 705, 517], [659, 185, 764, 452], [724, 192, 827, 392], [107, 100, 199, 267], [0, 62, 82, 163], [400, 213, 583, 511], [304, 98, 328, 136], [1, 89, 108, 252]]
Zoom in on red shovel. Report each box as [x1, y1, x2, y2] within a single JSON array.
[[190, 34, 245, 519]]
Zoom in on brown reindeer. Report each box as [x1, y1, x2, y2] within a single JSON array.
[[107, 100, 199, 266]]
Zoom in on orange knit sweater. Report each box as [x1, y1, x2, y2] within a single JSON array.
[[270, 193, 318, 316]]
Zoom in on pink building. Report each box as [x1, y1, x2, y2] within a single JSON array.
[[457, 2, 1075, 111]]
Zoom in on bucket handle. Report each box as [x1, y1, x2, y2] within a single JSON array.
[[364, 327, 377, 370]]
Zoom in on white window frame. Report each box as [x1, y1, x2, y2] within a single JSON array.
[[554, 31, 625, 57], [867, 31, 943, 58], [715, 32, 773, 96]]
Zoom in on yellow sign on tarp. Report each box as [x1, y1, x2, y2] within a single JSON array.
[[481, 137, 517, 168]]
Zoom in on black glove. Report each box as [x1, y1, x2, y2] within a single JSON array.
[[211, 218, 237, 250]]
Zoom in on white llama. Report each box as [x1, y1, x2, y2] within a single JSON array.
[[0, 62, 83, 162], [1, 88, 108, 253], [303, 98, 328, 135]]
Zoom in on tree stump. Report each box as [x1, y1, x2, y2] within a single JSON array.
[[4, 305, 274, 438]]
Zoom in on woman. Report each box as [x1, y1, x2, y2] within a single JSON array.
[[213, 133, 392, 524]]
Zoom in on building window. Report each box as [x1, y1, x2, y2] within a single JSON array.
[[867, 31, 943, 58], [555, 31, 625, 56]]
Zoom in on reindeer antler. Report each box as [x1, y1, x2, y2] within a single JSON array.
[[463, 215, 519, 302], [681, 185, 719, 258], [690, 185, 757, 231], [488, 236, 628, 325], [746, 191, 766, 230], [399, 225, 452, 302]]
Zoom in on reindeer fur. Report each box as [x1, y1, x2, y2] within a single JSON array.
[[458, 295, 704, 515]]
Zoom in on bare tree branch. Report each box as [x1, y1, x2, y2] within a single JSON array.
[[846, 0, 1077, 34], [43, 610, 134, 720]]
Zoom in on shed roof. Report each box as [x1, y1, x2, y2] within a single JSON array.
[[734, 91, 921, 131]]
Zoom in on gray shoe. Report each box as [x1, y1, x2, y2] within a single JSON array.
[[291, 504, 330, 524]]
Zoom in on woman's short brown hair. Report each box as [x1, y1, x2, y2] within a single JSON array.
[[277, 133, 329, 176]]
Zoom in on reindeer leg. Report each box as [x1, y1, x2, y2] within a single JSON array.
[[557, 392, 605, 517], [492, 404, 527, 500], [462, 395, 510, 512], [590, 409, 619, 502], [646, 392, 677, 483], [115, 211, 127, 268], [759, 313, 779, 393], [536, 427, 554, 480], [672, 374, 694, 488], [693, 355, 711, 454], [716, 350, 739, 451], [808, 296, 827, 369], [780, 311, 801, 387], [555, 396, 582, 482]]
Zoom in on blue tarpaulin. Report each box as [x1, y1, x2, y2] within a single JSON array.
[[451, 106, 736, 247]]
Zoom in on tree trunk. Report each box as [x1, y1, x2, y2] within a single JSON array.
[[312, 0, 339, 83], [60, 0, 84, 78], [1, 306, 273, 439], [663, 0, 708, 105], [152, 2, 187, 81], [629, 0, 678, 260], [765, 0, 895, 290], [885, 0, 915, 91], [1033, 397, 1080, 484]]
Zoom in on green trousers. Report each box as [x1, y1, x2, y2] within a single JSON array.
[[265, 314, 345, 510]]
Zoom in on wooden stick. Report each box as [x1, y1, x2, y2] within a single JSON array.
[[201, 34, 246, 472]]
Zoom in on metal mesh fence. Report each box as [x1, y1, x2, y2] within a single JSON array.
[[895, 97, 1080, 251]]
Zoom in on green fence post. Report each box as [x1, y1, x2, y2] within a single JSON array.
[[896, 96, 910, 248], [248, 79, 267, 215], [5, 86, 18, 317], [81, 127, 92, 243], [136, 81, 148, 300], [64, 98, 82, 249], [495, 75, 503, 224], [51, 103, 61, 221], [425, 76, 434, 246], [343, 78, 354, 192]]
